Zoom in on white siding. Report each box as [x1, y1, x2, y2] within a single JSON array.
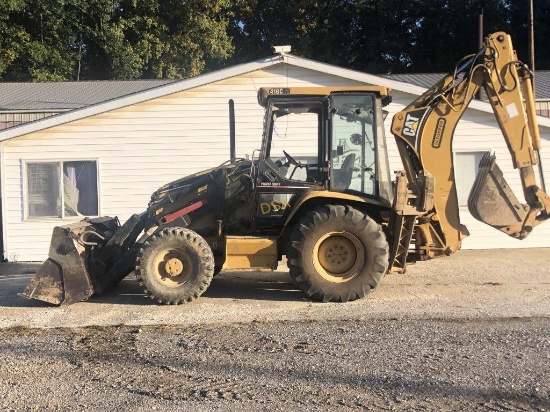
[[2, 64, 365, 261], [2, 63, 550, 261]]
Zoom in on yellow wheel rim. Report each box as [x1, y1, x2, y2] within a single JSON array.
[[312, 232, 364, 283], [152, 248, 193, 287]]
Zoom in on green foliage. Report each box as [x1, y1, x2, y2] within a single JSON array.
[[0, 0, 234, 80], [0, 0, 547, 80], [230, 0, 550, 74]]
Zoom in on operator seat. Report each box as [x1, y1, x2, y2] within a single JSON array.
[[332, 153, 356, 191]]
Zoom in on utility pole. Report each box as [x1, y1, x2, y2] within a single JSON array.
[[476, 7, 484, 100], [478, 7, 484, 51], [529, 0, 535, 91]]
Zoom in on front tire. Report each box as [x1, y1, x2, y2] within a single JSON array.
[[287, 205, 388, 302], [135, 227, 214, 304]]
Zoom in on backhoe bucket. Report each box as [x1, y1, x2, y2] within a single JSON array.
[[468, 153, 527, 231], [22, 218, 121, 305]]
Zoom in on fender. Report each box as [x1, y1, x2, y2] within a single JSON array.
[[283, 191, 391, 227]]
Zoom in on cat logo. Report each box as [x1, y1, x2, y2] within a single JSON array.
[[403, 114, 419, 137]]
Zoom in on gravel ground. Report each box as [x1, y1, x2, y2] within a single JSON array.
[[0, 248, 549, 410], [1, 249, 549, 328], [1, 319, 549, 411]]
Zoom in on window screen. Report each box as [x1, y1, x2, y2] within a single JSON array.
[[27, 163, 61, 217], [26, 161, 98, 218]]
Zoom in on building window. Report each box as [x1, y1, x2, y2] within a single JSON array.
[[454, 151, 489, 207], [26, 161, 98, 218]]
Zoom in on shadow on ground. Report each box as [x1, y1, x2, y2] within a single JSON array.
[[89, 270, 304, 305], [0, 264, 304, 307]]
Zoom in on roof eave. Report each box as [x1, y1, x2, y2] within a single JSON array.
[[1, 53, 549, 141], [284, 55, 428, 96], [285, 56, 550, 129], [0, 56, 284, 142]]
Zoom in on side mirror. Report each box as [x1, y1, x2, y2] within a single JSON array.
[[337, 146, 344, 156]]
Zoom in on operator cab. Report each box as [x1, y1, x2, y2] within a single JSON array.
[[255, 87, 393, 204]]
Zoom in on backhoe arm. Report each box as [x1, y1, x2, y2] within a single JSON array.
[[474, 33, 550, 238], [389, 32, 549, 270]]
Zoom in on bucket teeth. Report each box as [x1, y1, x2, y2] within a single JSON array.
[[468, 153, 527, 229], [21, 259, 66, 305]]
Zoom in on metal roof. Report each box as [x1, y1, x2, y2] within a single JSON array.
[[0, 80, 177, 112], [0, 54, 549, 142], [382, 71, 550, 100], [0, 68, 547, 113], [534, 72, 550, 99]]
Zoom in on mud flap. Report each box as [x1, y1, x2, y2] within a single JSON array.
[[468, 153, 527, 232]]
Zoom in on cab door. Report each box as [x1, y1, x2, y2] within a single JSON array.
[[328, 92, 393, 204], [252, 97, 327, 229]]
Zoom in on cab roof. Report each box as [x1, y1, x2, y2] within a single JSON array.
[[257, 86, 391, 107]]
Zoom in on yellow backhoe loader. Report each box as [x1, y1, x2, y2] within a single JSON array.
[[22, 32, 549, 305]]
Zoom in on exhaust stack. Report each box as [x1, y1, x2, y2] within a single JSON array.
[[229, 99, 236, 162]]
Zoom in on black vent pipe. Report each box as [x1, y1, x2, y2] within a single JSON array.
[[229, 99, 236, 162]]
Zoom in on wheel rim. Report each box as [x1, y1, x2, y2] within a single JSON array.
[[152, 248, 193, 287], [312, 231, 364, 282]]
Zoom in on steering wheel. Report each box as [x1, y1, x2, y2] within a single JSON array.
[[283, 150, 301, 167]]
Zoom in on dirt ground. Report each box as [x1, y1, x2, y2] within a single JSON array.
[[0, 248, 549, 411], [1, 248, 549, 329]]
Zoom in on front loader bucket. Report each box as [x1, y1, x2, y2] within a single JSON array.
[[22, 218, 121, 305], [468, 153, 527, 232]]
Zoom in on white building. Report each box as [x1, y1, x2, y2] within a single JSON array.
[[1, 54, 549, 261], [0, 80, 176, 130]]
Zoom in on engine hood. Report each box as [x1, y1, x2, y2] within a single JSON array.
[[148, 159, 252, 208]]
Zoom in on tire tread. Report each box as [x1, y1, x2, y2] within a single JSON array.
[[135, 227, 214, 305], [287, 205, 389, 303]]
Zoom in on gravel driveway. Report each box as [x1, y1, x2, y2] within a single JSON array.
[[0, 248, 549, 410]]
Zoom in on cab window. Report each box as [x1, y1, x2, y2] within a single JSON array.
[[330, 94, 377, 195], [264, 101, 323, 183]]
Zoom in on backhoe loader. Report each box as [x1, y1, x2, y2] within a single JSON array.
[[23, 32, 550, 305]]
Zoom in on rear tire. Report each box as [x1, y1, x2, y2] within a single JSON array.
[[287, 205, 388, 302], [135, 227, 214, 304]]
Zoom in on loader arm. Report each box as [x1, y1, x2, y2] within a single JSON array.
[[390, 32, 550, 269]]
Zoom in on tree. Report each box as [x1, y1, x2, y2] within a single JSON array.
[[72, 0, 236, 80], [0, 0, 236, 81], [0, 0, 28, 78], [228, 0, 550, 74], [349, 0, 424, 73], [405, 0, 511, 73], [227, 0, 357, 68], [0, 0, 548, 81], [1, 0, 78, 81]]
